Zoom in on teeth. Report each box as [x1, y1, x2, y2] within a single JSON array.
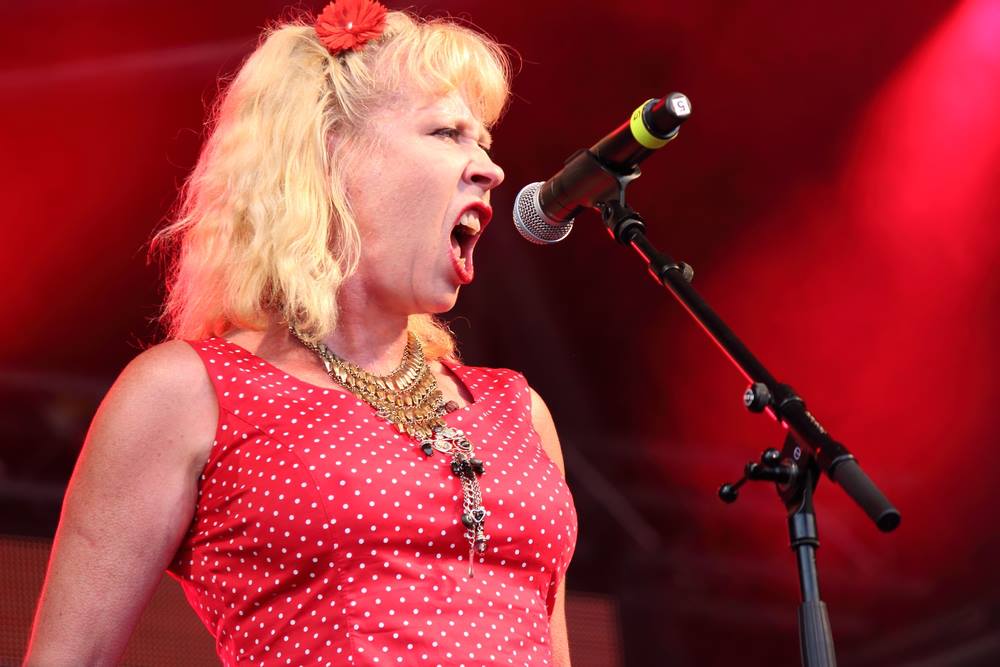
[[456, 211, 481, 236]]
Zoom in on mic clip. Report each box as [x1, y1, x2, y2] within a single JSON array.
[[595, 164, 695, 284], [585, 149, 644, 242], [599, 200, 645, 244]]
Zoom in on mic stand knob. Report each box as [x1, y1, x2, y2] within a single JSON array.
[[718, 447, 796, 504], [718, 478, 745, 504], [743, 382, 772, 413]]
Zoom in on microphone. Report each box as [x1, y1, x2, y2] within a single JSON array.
[[513, 92, 691, 244]]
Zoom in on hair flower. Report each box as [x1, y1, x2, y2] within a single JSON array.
[[315, 0, 388, 54]]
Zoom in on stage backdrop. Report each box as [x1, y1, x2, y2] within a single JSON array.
[[2, 1, 998, 665]]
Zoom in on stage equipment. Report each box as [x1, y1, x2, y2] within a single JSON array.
[[513, 93, 900, 667], [513, 93, 691, 244]]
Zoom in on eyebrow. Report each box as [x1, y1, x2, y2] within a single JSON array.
[[416, 99, 493, 148], [478, 128, 493, 149], [455, 119, 491, 148]]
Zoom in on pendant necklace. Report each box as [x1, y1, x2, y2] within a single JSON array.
[[288, 326, 489, 577]]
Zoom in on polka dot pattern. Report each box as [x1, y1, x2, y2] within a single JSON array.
[[168, 338, 578, 666]]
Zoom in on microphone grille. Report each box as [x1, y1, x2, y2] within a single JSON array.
[[513, 182, 573, 245]]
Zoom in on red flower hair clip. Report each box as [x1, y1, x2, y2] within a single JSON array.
[[315, 0, 388, 54]]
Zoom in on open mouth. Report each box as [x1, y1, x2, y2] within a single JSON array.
[[449, 206, 490, 284]]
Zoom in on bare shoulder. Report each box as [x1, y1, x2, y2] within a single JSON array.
[[24, 340, 217, 664], [118, 339, 212, 389], [528, 386, 566, 477], [96, 340, 218, 470]]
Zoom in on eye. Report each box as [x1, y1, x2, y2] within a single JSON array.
[[433, 127, 493, 156], [433, 127, 462, 141]]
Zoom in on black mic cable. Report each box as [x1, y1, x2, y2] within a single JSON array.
[[514, 92, 691, 244]]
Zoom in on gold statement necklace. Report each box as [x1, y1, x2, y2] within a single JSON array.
[[288, 325, 490, 577]]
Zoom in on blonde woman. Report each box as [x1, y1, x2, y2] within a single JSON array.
[[25, 2, 577, 665]]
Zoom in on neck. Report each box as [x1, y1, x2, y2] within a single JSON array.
[[313, 278, 412, 375], [320, 312, 410, 375]]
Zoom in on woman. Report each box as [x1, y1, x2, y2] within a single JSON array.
[[25, 2, 577, 665]]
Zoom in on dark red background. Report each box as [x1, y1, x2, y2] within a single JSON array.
[[2, 1, 999, 664]]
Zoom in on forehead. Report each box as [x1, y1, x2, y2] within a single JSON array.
[[385, 89, 492, 145]]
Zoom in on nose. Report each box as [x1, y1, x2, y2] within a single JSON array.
[[466, 152, 505, 192]]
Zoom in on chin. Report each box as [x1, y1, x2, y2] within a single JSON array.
[[420, 289, 461, 315], [430, 297, 461, 315]]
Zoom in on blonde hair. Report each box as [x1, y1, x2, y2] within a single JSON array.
[[153, 11, 511, 359]]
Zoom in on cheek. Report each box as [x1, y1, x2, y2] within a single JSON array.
[[342, 142, 456, 255]]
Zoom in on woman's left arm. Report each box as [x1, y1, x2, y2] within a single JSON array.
[[529, 387, 572, 667]]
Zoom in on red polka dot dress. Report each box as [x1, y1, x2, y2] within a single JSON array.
[[169, 338, 578, 666]]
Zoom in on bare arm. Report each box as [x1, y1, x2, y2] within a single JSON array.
[[24, 341, 217, 666], [530, 387, 572, 667]]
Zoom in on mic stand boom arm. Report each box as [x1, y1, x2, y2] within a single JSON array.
[[580, 149, 900, 667], [597, 174, 900, 532]]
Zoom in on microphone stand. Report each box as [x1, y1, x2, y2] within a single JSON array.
[[578, 152, 901, 667]]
